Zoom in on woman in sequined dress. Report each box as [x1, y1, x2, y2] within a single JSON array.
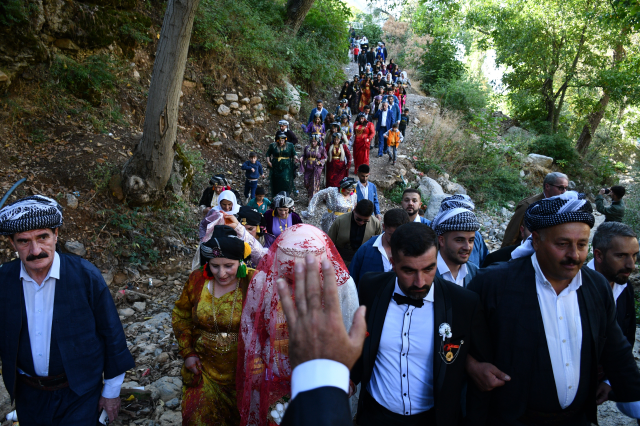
[[172, 225, 254, 426], [261, 192, 303, 239], [301, 177, 357, 233], [300, 134, 326, 199], [324, 132, 352, 188]]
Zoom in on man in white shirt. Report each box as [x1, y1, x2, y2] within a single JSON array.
[[350, 222, 493, 425], [431, 195, 480, 287], [589, 222, 639, 411], [0, 196, 134, 424], [467, 192, 640, 425]]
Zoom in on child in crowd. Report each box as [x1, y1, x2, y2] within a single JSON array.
[[399, 107, 410, 137], [353, 45, 360, 63], [241, 151, 264, 202], [383, 122, 404, 165], [247, 186, 271, 214]]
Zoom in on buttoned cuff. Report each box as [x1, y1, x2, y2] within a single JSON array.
[[291, 359, 349, 400], [102, 373, 125, 398]]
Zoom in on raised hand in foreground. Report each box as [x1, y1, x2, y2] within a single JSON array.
[[276, 255, 366, 370]]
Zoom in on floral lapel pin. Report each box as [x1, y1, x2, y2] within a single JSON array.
[[438, 322, 463, 364]]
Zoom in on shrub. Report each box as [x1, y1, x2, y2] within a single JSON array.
[[50, 55, 119, 106], [528, 134, 579, 166], [416, 37, 465, 90], [430, 77, 489, 119]]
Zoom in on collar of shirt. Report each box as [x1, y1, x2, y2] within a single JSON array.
[[20, 252, 60, 288], [413, 214, 421, 223], [532, 253, 582, 296], [373, 234, 392, 272], [395, 277, 434, 303], [436, 251, 467, 286], [586, 259, 626, 302], [358, 181, 369, 197]]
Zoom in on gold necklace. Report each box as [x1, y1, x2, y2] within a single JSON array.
[[211, 280, 240, 352]]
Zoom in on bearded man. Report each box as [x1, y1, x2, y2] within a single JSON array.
[[0, 196, 134, 424]]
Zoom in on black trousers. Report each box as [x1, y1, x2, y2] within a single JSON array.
[[358, 390, 436, 426], [15, 380, 102, 426]]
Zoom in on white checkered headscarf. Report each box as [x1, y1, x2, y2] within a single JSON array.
[[432, 195, 480, 236], [0, 195, 63, 236]]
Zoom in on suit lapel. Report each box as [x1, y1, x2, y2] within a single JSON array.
[[366, 275, 396, 376], [433, 279, 449, 397]]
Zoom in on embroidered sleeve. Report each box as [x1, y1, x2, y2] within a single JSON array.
[[171, 275, 198, 359]]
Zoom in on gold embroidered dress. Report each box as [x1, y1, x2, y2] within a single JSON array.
[[172, 268, 255, 426]]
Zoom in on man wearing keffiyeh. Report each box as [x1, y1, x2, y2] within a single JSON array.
[[0, 196, 134, 424], [465, 191, 640, 425], [431, 195, 481, 288]]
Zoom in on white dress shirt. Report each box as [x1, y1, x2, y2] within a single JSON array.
[[413, 215, 422, 223], [380, 110, 388, 126], [358, 181, 369, 200], [372, 234, 393, 272], [291, 359, 349, 400], [20, 253, 124, 398], [532, 253, 582, 409], [436, 252, 467, 287], [586, 259, 627, 302], [368, 279, 435, 415]]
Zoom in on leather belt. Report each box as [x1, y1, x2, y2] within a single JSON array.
[[18, 373, 69, 391]]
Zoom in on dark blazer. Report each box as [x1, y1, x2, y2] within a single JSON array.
[[615, 282, 636, 347], [480, 244, 517, 268], [356, 181, 380, 215], [351, 271, 492, 425], [0, 254, 134, 401], [281, 387, 352, 426], [374, 108, 394, 134], [467, 256, 640, 425]]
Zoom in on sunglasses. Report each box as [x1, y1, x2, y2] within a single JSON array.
[[548, 183, 569, 191], [353, 214, 370, 224]]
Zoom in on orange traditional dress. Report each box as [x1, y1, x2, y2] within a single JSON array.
[[172, 268, 256, 426], [359, 81, 372, 112]]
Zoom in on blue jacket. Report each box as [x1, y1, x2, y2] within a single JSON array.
[[389, 103, 401, 124], [435, 260, 478, 288], [0, 254, 134, 400], [421, 217, 488, 267], [308, 107, 329, 124], [356, 182, 380, 215], [241, 160, 263, 179], [375, 108, 395, 133], [349, 236, 385, 288]]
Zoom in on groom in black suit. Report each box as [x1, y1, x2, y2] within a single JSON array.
[[351, 222, 493, 426]]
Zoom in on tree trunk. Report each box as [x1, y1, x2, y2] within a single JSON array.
[[284, 0, 316, 35], [121, 0, 201, 205], [575, 43, 624, 155]]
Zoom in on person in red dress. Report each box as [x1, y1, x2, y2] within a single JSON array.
[[352, 112, 375, 174], [325, 132, 352, 188]]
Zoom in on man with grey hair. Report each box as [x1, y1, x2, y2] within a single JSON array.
[[501, 171, 569, 247]]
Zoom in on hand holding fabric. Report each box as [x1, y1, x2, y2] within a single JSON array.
[[185, 355, 202, 375], [276, 255, 366, 370]]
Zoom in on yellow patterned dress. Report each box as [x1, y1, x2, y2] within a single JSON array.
[[172, 268, 255, 426]]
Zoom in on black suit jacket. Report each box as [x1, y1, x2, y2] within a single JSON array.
[[281, 387, 352, 426], [351, 272, 492, 425], [480, 245, 517, 268], [615, 283, 636, 347], [467, 256, 640, 425]]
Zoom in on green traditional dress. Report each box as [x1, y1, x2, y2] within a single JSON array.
[[266, 142, 297, 196], [172, 268, 255, 426]]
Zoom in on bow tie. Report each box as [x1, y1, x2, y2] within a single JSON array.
[[393, 293, 424, 308]]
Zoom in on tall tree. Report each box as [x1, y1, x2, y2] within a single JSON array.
[[121, 0, 200, 205], [285, 0, 317, 35]]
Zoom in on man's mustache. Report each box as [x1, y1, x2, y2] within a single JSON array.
[[26, 252, 49, 261], [560, 258, 580, 266]]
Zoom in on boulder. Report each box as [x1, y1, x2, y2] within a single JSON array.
[[217, 105, 231, 116], [506, 126, 532, 139], [524, 153, 553, 168], [165, 397, 180, 410], [101, 270, 114, 285], [66, 193, 78, 209], [118, 308, 135, 318], [424, 194, 451, 221], [133, 301, 146, 313], [417, 177, 444, 201], [229, 102, 240, 109], [64, 241, 86, 256], [284, 80, 301, 115], [148, 377, 182, 402], [225, 93, 239, 102]]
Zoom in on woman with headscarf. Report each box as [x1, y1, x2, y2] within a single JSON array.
[[349, 74, 361, 115], [236, 224, 360, 426], [387, 58, 397, 74], [323, 113, 335, 143], [262, 192, 303, 238], [265, 131, 298, 197], [323, 132, 352, 188], [351, 112, 376, 173], [301, 113, 325, 142], [302, 177, 357, 233], [198, 175, 231, 216], [300, 134, 326, 199], [340, 113, 353, 142], [338, 80, 351, 102], [172, 225, 254, 426], [358, 77, 372, 112], [384, 71, 394, 86]]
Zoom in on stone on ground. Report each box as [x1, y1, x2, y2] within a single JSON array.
[[64, 241, 86, 256], [524, 153, 553, 168]]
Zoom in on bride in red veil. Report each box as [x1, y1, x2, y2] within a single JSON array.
[[236, 224, 360, 425]]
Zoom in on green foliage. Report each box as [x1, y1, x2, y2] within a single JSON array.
[[417, 38, 465, 90], [430, 77, 489, 119], [528, 134, 580, 168], [0, 0, 31, 27], [119, 22, 152, 45], [192, 0, 350, 89], [50, 55, 119, 106], [354, 13, 383, 42], [88, 162, 119, 193]]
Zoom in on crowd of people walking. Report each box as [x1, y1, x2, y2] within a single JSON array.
[[0, 31, 637, 426]]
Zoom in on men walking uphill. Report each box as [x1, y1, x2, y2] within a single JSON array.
[[502, 172, 569, 247], [467, 191, 640, 425], [0, 195, 135, 425]]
